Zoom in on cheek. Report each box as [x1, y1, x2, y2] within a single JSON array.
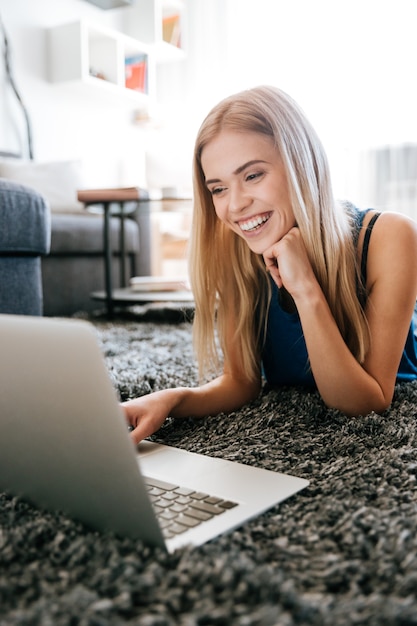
[[213, 200, 227, 224]]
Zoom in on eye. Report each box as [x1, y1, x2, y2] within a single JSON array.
[[245, 171, 263, 182], [209, 186, 226, 196]]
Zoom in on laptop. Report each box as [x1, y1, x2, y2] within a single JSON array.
[[0, 314, 309, 552]]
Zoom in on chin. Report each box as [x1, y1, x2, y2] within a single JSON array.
[[243, 233, 275, 255], [244, 241, 268, 256]]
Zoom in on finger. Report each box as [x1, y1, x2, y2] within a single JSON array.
[[263, 252, 278, 268], [264, 260, 282, 288], [265, 262, 277, 274], [120, 404, 133, 424], [121, 400, 147, 426], [130, 422, 153, 445], [269, 271, 283, 289]]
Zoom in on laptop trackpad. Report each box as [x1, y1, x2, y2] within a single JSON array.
[[136, 442, 236, 494], [136, 440, 166, 457]]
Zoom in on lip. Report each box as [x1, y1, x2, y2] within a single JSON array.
[[238, 212, 273, 234]]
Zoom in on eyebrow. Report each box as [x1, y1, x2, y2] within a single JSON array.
[[205, 160, 268, 186]]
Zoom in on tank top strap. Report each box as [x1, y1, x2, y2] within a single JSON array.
[[360, 212, 381, 286], [348, 205, 380, 307]]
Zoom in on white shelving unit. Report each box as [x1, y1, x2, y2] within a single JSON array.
[[123, 0, 186, 63], [47, 20, 155, 103]]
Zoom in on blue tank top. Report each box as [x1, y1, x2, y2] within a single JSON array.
[[261, 207, 417, 387]]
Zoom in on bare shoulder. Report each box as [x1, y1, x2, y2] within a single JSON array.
[[367, 210, 417, 289], [376, 210, 417, 233]]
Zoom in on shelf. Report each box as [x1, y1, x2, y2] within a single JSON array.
[[122, 0, 186, 63], [47, 20, 154, 103], [84, 0, 134, 8]]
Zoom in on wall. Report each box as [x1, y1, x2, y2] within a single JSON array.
[[0, 0, 153, 187]]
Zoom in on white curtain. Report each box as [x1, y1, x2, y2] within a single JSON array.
[[156, 0, 417, 216], [354, 145, 417, 218]]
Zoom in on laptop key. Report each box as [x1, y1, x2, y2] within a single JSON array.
[[176, 514, 202, 528], [190, 500, 224, 516], [169, 522, 190, 536], [205, 497, 223, 505], [154, 498, 174, 509], [218, 500, 239, 510], [147, 487, 165, 496], [185, 508, 212, 522], [144, 477, 177, 491], [169, 503, 188, 514], [158, 518, 173, 529], [160, 491, 178, 501], [159, 510, 179, 521], [190, 491, 209, 501], [174, 487, 194, 496], [176, 495, 192, 505]]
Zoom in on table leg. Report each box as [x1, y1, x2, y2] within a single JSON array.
[[103, 202, 113, 318], [119, 202, 126, 287]]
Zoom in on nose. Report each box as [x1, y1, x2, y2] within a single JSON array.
[[228, 183, 250, 214]]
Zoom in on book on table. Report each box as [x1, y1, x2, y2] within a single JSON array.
[[129, 276, 190, 292]]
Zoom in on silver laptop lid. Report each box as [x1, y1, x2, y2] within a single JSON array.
[[0, 314, 165, 548]]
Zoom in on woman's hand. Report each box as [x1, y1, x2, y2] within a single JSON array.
[[121, 388, 181, 444], [121, 368, 261, 445], [262, 226, 317, 299]]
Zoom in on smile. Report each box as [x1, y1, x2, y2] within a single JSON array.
[[238, 213, 272, 232]]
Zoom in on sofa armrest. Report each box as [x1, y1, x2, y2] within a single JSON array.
[[0, 179, 51, 255]]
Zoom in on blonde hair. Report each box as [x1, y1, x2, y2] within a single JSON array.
[[190, 85, 369, 382]]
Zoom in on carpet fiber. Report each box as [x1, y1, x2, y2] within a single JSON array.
[[1, 316, 417, 625]]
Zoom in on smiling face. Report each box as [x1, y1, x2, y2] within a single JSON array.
[[200, 129, 296, 255]]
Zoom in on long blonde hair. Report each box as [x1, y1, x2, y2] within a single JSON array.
[[190, 85, 369, 382]]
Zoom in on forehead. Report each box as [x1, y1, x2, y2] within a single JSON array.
[[201, 130, 276, 176]]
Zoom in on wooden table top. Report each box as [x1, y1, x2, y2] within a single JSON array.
[[77, 187, 150, 204]]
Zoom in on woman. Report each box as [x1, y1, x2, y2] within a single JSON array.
[[123, 85, 417, 443]]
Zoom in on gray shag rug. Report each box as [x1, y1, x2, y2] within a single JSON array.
[[1, 314, 417, 626]]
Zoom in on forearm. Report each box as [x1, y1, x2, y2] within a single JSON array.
[[123, 372, 261, 444], [168, 373, 262, 419], [296, 291, 391, 416]]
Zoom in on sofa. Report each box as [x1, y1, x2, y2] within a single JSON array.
[[41, 209, 149, 317], [0, 159, 151, 317], [0, 179, 51, 316]]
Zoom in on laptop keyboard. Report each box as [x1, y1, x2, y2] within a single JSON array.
[[144, 476, 238, 539]]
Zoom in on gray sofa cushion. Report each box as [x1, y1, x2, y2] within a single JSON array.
[[49, 213, 140, 255]]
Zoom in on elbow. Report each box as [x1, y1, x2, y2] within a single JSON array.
[[343, 400, 391, 418], [239, 376, 262, 408], [323, 390, 393, 418], [243, 378, 262, 405]]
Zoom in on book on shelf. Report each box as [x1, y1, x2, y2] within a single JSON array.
[[162, 13, 181, 48], [125, 54, 148, 93]]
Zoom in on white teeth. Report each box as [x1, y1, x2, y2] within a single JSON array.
[[240, 214, 269, 232]]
